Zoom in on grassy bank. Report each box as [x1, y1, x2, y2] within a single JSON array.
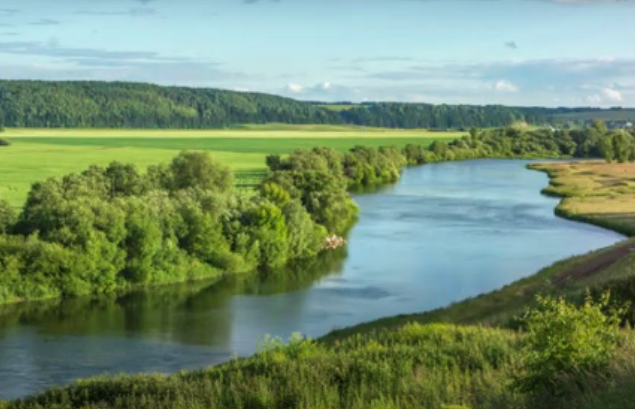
[[4, 322, 635, 409], [323, 238, 635, 341], [529, 161, 635, 236]]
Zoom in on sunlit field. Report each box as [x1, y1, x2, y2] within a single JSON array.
[[0, 127, 461, 206], [2, 125, 465, 139], [530, 161, 635, 236]]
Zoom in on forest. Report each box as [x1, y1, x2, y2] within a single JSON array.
[[1, 123, 633, 304], [1, 80, 632, 130]]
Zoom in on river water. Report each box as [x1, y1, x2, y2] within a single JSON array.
[[0, 159, 625, 400]]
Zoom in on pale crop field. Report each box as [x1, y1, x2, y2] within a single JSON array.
[[2, 125, 465, 139]]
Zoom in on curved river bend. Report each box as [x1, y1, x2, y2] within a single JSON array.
[[0, 160, 625, 400]]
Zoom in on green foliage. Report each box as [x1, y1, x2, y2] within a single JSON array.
[[591, 119, 608, 135], [0, 81, 343, 129], [261, 183, 291, 207], [0, 80, 567, 130], [168, 151, 234, 192], [0, 199, 16, 234], [596, 131, 635, 163], [0, 124, 621, 305], [0, 138, 9, 146], [515, 292, 626, 395], [599, 136, 615, 162], [1, 150, 337, 303], [611, 131, 634, 163]]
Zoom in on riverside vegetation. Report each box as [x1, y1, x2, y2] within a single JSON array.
[[3, 123, 635, 408], [1, 125, 628, 305]]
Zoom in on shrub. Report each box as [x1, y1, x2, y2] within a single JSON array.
[[515, 291, 627, 395], [0, 138, 10, 146]]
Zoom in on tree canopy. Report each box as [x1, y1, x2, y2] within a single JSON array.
[[3, 80, 629, 130]]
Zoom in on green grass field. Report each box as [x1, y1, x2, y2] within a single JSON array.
[[0, 127, 461, 207]]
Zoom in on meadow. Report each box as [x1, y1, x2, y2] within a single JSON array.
[[0, 126, 460, 206], [530, 161, 635, 236]]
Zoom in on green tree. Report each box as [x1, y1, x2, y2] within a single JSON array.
[[169, 151, 234, 193], [469, 126, 479, 140], [611, 131, 633, 163], [591, 119, 608, 135], [598, 135, 615, 163]]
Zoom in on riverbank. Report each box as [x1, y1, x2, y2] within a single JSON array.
[[3, 159, 635, 408], [2, 126, 632, 407], [529, 161, 635, 236], [324, 160, 635, 341], [3, 126, 583, 306]]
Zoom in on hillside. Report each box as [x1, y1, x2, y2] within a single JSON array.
[[1, 80, 632, 130]]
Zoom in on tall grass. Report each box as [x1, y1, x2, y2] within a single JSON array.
[[4, 322, 635, 409], [3, 324, 523, 409]]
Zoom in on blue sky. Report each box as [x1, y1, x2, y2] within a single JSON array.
[[0, 0, 634, 106]]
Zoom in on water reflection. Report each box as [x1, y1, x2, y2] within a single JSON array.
[[0, 248, 347, 347]]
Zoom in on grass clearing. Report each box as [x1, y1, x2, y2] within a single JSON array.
[[0, 128, 459, 207]]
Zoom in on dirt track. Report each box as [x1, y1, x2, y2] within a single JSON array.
[[551, 240, 634, 288]]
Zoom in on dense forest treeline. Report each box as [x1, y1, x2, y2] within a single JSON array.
[[1, 124, 634, 304], [1, 80, 633, 130]]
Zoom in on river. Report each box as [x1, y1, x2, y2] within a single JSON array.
[[0, 159, 625, 400]]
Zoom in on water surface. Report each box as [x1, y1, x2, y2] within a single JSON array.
[[0, 160, 625, 399]]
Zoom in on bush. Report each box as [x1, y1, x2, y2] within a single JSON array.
[[0, 138, 10, 146], [516, 291, 627, 395]]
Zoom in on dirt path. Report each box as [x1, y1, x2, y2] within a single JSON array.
[[551, 240, 634, 288]]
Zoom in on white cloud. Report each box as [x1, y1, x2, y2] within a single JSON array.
[[585, 87, 623, 105], [494, 80, 519, 93], [602, 87, 622, 102], [287, 83, 304, 93]]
